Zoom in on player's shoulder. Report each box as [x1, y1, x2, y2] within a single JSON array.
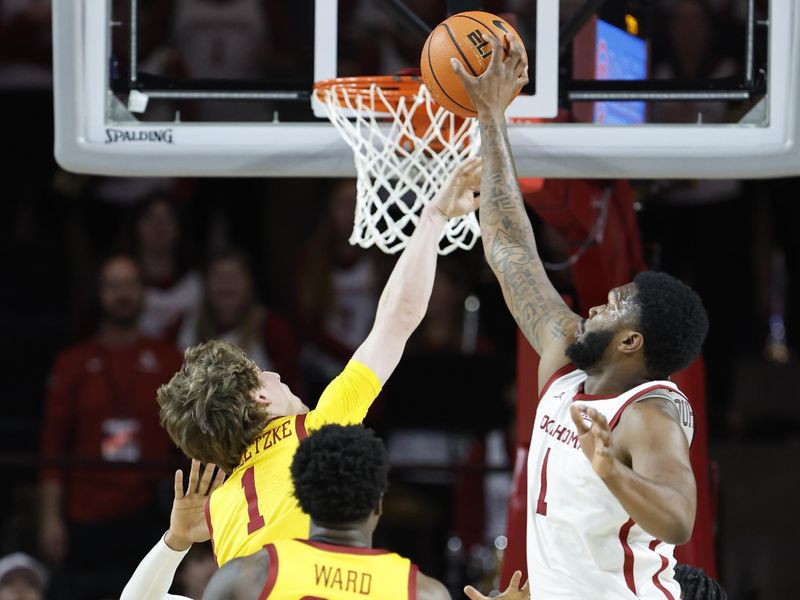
[[538, 361, 584, 399], [616, 385, 693, 443], [416, 570, 450, 600], [205, 550, 269, 600], [342, 358, 381, 383], [627, 383, 690, 422]]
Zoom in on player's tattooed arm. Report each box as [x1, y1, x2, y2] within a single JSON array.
[[452, 33, 578, 355], [477, 115, 579, 354]]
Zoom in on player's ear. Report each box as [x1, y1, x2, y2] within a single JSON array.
[[618, 330, 643, 355], [375, 495, 384, 517]]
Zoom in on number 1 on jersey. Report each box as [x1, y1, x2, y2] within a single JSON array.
[[536, 447, 552, 516], [241, 466, 266, 534]]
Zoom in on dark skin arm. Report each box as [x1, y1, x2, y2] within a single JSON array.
[[452, 35, 581, 389], [570, 398, 696, 544], [202, 552, 268, 600], [417, 572, 451, 600]]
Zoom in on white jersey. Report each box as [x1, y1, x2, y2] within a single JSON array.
[[527, 365, 694, 600]]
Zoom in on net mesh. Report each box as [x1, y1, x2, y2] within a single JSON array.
[[313, 78, 480, 255]]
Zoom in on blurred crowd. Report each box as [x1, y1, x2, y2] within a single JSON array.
[[1, 0, 798, 599]]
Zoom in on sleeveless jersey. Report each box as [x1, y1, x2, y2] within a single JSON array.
[[261, 539, 417, 599], [527, 365, 694, 600], [206, 360, 382, 566]]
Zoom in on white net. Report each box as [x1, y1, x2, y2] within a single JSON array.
[[313, 79, 481, 255]]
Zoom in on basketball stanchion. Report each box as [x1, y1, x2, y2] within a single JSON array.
[[313, 76, 480, 255]]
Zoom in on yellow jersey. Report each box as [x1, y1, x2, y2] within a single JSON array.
[[261, 539, 417, 599], [206, 360, 382, 566]]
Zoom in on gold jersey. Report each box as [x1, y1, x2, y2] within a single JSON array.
[[206, 360, 382, 566], [261, 539, 417, 599]]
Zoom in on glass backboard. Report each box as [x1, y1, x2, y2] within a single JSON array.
[[52, 0, 800, 178]]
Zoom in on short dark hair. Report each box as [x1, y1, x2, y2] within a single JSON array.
[[674, 564, 727, 600], [291, 425, 389, 525], [633, 271, 709, 378]]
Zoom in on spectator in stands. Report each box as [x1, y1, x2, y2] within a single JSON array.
[[134, 195, 202, 340], [176, 249, 301, 391], [0, 553, 47, 600], [39, 255, 183, 600], [294, 180, 381, 399]]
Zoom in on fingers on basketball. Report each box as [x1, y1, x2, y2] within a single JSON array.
[[421, 11, 526, 117]]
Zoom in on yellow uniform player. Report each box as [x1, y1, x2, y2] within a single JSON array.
[[260, 536, 416, 598], [200, 426, 526, 600], [157, 159, 483, 565], [205, 360, 381, 564]]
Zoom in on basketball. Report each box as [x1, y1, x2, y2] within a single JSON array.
[[420, 11, 526, 118]]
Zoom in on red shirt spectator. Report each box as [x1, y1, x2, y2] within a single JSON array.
[[40, 335, 181, 522], [38, 256, 182, 600]]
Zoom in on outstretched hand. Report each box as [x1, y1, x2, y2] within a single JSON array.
[[166, 459, 226, 551], [570, 404, 617, 479], [429, 156, 481, 219], [464, 571, 530, 600], [451, 33, 528, 117]]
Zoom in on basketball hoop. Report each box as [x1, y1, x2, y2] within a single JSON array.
[[313, 76, 480, 255]]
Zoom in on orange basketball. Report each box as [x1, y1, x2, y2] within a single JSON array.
[[420, 11, 525, 118]]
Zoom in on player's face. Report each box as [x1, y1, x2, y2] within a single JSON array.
[[582, 284, 639, 334], [566, 284, 639, 371], [252, 369, 309, 418]]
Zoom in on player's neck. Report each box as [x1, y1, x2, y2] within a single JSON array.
[[309, 523, 372, 549], [583, 369, 652, 396]]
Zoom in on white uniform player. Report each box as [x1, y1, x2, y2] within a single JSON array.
[[528, 365, 694, 600], [451, 32, 709, 600]]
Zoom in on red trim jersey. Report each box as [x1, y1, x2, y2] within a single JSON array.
[[259, 539, 417, 599], [527, 365, 694, 600], [206, 360, 382, 566]]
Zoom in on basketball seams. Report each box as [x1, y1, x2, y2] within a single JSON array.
[[442, 23, 479, 77], [420, 11, 523, 118], [424, 26, 476, 116]]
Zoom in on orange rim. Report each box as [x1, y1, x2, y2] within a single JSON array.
[[314, 75, 423, 109]]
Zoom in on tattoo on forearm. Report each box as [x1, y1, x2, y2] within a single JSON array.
[[479, 119, 573, 351]]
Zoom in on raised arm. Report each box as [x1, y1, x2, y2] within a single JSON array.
[[452, 35, 580, 373], [352, 158, 481, 384], [121, 460, 225, 600]]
